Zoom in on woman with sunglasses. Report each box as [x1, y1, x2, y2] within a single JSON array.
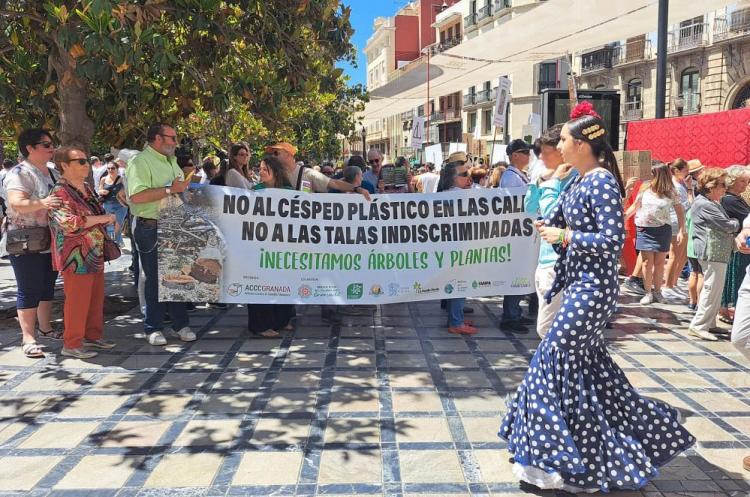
[[688, 168, 741, 341], [5, 129, 64, 358], [97, 160, 127, 245], [437, 152, 476, 336], [48, 147, 117, 359]]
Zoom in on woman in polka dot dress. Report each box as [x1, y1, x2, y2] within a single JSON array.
[[498, 107, 695, 493]]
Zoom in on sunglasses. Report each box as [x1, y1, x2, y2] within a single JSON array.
[[35, 141, 54, 149], [67, 158, 89, 165], [457, 171, 470, 177], [515, 150, 531, 155], [368, 159, 380, 165], [159, 133, 177, 141], [107, 167, 117, 171]]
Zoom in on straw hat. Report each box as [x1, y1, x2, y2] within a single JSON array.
[[687, 159, 704, 174]]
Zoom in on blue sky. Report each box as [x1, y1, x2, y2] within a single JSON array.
[[339, 0, 407, 87]]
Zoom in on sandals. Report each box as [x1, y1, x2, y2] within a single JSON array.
[[36, 324, 63, 340], [719, 316, 734, 325], [22, 342, 45, 358]]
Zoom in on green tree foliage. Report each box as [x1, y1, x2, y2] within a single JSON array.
[[0, 0, 366, 158]]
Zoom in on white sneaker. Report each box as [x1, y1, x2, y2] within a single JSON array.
[[147, 331, 167, 346], [688, 328, 719, 341], [661, 288, 684, 303], [652, 290, 666, 304], [61, 347, 98, 359], [172, 326, 197, 342], [640, 292, 654, 305]]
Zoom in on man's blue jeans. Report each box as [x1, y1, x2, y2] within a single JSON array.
[[447, 298, 465, 327], [134, 219, 188, 333], [502, 294, 523, 323]]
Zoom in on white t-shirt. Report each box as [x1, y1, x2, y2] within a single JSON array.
[[225, 168, 253, 190], [635, 189, 676, 228], [417, 172, 439, 193], [4, 161, 57, 230], [93, 164, 108, 188], [669, 178, 689, 227]]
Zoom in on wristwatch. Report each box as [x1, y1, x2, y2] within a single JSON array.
[[165, 186, 172, 196]]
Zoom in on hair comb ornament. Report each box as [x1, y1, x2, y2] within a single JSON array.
[[570, 100, 602, 120], [582, 124, 606, 140]]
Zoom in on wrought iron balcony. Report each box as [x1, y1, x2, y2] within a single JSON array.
[[464, 93, 476, 106], [622, 101, 643, 122], [580, 47, 615, 73], [537, 80, 559, 94], [612, 38, 652, 65], [668, 23, 708, 53], [464, 13, 477, 28], [429, 37, 461, 56], [477, 4, 493, 21], [714, 9, 750, 42], [475, 89, 493, 104], [430, 109, 461, 123]]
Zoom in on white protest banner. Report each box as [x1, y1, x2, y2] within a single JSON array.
[[448, 142, 467, 155], [424, 143, 444, 170], [493, 76, 512, 128], [410, 116, 425, 149], [490, 143, 509, 165], [158, 186, 538, 304]]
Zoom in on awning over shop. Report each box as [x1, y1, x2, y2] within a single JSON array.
[[362, 0, 733, 123]]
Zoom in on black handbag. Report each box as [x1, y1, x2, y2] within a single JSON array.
[[6, 226, 51, 255]]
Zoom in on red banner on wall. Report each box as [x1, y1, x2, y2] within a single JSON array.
[[626, 108, 750, 167]]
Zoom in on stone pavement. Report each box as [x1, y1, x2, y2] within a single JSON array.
[[0, 275, 749, 496]]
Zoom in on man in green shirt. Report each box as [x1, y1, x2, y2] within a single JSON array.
[[126, 123, 194, 346]]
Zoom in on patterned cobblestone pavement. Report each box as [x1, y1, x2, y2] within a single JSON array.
[[0, 286, 748, 496]]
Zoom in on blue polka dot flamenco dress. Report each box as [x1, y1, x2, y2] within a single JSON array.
[[498, 170, 694, 493]]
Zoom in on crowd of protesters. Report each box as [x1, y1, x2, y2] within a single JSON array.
[[2, 104, 750, 491]]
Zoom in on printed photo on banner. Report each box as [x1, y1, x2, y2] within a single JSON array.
[[158, 185, 539, 304]]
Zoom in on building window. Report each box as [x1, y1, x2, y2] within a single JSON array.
[[468, 112, 477, 133], [483, 109, 493, 134], [538, 62, 558, 93], [680, 68, 700, 115], [732, 83, 750, 109], [626, 79, 642, 108]]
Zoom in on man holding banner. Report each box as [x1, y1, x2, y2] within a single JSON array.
[[126, 123, 195, 346]]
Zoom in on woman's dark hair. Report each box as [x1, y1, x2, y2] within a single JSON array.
[[437, 162, 460, 192], [669, 158, 688, 173], [347, 155, 367, 171], [532, 138, 543, 157], [18, 128, 53, 158], [214, 143, 250, 185], [566, 115, 625, 195], [261, 155, 291, 189]]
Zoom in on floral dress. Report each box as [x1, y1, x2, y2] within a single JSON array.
[[498, 170, 694, 493]]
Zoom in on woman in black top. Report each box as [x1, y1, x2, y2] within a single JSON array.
[[720, 166, 750, 323]]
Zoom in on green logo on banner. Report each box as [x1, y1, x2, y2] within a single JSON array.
[[347, 283, 363, 300]]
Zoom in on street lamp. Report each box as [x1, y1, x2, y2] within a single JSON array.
[[361, 127, 367, 157]]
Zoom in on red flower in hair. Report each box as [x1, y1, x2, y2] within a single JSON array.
[[570, 101, 601, 120]]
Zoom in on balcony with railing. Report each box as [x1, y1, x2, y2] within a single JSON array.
[[463, 93, 476, 106], [477, 4, 493, 22], [622, 101, 643, 121], [401, 111, 413, 121], [429, 37, 461, 56], [580, 47, 615, 74], [429, 109, 462, 123], [668, 23, 708, 53], [613, 39, 652, 66], [538, 80, 559, 94], [476, 89, 494, 104], [464, 13, 477, 29], [714, 9, 750, 42]]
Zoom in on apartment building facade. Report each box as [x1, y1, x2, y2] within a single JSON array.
[[372, 0, 563, 162], [575, 3, 750, 149]]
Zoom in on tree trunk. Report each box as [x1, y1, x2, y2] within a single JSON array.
[[50, 47, 95, 153]]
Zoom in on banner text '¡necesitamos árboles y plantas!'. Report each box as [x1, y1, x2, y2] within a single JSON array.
[[223, 194, 525, 221], [241, 219, 534, 245]]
